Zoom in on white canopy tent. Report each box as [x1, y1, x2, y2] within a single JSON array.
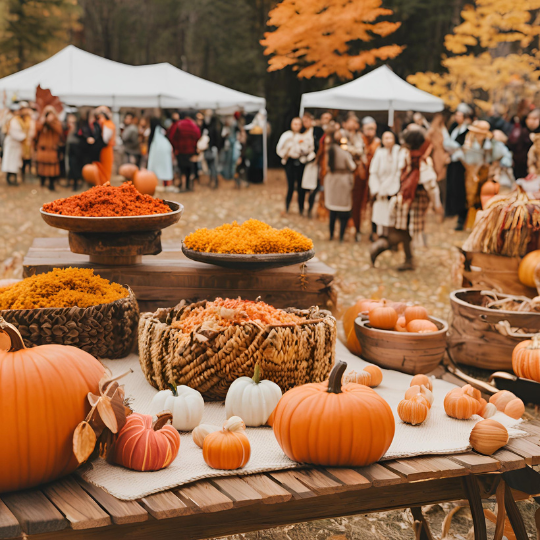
[[300, 65, 443, 126]]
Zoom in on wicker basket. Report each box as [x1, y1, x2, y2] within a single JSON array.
[[0, 286, 139, 359], [138, 301, 337, 400], [447, 289, 540, 370], [354, 316, 448, 375]]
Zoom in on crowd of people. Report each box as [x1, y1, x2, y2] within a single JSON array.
[[277, 101, 539, 271]]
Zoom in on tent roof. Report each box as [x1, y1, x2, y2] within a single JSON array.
[[0, 45, 265, 112], [300, 65, 443, 114]]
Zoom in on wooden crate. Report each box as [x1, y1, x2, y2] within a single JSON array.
[[23, 238, 337, 313]]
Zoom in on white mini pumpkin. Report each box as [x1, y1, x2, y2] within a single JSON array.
[[225, 364, 282, 427], [150, 384, 204, 431]]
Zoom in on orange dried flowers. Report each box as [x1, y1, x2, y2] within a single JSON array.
[[183, 219, 313, 254]]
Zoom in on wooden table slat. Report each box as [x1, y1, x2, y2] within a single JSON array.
[[504, 438, 540, 465], [324, 468, 372, 490], [520, 425, 540, 444], [42, 477, 111, 530], [385, 456, 468, 481], [209, 477, 263, 507], [0, 500, 22, 540], [491, 449, 527, 472], [177, 482, 234, 513], [76, 478, 148, 525], [2, 490, 67, 535], [286, 469, 344, 495], [138, 491, 194, 519], [357, 463, 403, 486], [448, 452, 501, 473], [268, 471, 317, 499], [240, 474, 292, 504]]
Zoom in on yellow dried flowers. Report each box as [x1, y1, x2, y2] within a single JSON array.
[[0, 268, 129, 310], [183, 219, 313, 254]]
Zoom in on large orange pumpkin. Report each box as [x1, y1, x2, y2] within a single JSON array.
[[118, 163, 139, 180], [82, 163, 99, 186], [512, 334, 540, 382], [0, 318, 105, 493], [133, 169, 159, 196], [342, 299, 378, 356], [518, 250, 540, 289], [272, 361, 395, 466], [113, 412, 180, 471]]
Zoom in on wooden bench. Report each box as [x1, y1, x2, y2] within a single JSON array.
[[1, 420, 539, 540]]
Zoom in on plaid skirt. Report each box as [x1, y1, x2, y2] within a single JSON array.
[[391, 188, 431, 236]]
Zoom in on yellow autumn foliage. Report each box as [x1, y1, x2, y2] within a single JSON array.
[[261, 0, 403, 79]]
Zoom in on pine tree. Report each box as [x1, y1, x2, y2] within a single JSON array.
[[261, 0, 403, 79]]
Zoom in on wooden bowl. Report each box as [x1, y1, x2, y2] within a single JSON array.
[[181, 245, 315, 270], [354, 316, 448, 374], [40, 201, 183, 233]]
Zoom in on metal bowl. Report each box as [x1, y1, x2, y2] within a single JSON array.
[[182, 244, 315, 270], [40, 201, 183, 233]]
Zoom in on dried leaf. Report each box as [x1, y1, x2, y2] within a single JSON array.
[[73, 421, 97, 464], [97, 397, 119, 434]]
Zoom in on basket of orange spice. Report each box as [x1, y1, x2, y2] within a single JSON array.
[[139, 297, 336, 400]]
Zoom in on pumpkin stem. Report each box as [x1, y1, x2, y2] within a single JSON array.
[[153, 411, 173, 431], [327, 361, 347, 394], [169, 383, 178, 397], [0, 317, 26, 352], [252, 363, 261, 384], [529, 334, 540, 349]]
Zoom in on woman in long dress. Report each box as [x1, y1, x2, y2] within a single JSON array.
[[35, 106, 63, 191], [94, 106, 116, 185], [2, 106, 26, 185], [147, 117, 174, 188]]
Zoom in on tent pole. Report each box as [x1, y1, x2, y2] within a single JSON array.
[[262, 108, 268, 183], [299, 96, 305, 117], [388, 101, 394, 128]]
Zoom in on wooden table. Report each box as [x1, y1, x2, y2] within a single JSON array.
[[23, 238, 337, 313], [2, 419, 539, 540]]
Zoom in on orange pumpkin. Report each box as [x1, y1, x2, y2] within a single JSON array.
[[444, 388, 478, 420], [344, 365, 383, 388], [410, 374, 433, 392], [369, 301, 398, 330], [342, 299, 378, 356], [118, 163, 139, 180], [518, 250, 540, 289], [113, 412, 180, 471], [404, 385, 433, 408], [489, 390, 516, 411], [133, 169, 159, 196], [480, 180, 500, 209], [0, 318, 105, 492], [406, 319, 438, 333], [398, 394, 429, 425], [504, 398, 525, 420], [364, 365, 383, 387], [395, 316, 407, 332], [512, 334, 540, 382], [404, 305, 428, 324], [82, 163, 99, 185], [203, 416, 250, 470], [272, 361, 395, 466]]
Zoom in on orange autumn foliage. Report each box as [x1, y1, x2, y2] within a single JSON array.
[[261, 0, 403, 79]]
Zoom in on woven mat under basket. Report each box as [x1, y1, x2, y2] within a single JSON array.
[[80, 341, 526, 501]]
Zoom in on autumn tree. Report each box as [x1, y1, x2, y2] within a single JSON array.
[[408, 0, 540, 111], [261, 0, 403, 79]]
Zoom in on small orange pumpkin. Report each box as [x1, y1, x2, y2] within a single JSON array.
[[203, 416, 250, 470], [444, 388, 478, 420], [512, 334, 540, 382], [398, 394, 429, 425], [273, 361, 395, 466], [113, 412, 180, 472], [480, 180, 500, 209], [410, 374, 433, 392], [342, 299, 378, 356], [489, 390, 517, 411], [364, 365, 383, 387], [118, 163, 139, 180], [518, 250, 540, 289], [133, 169, 158, 196], [470, 419, 508, 455], [82, 163, 99, 186], [406, 319, 438, 333], [344, 365, 383, 388], [404, 305, 428, 324], [395, 316, 407, 332], [369, 300, 398, 330], [504, 398, 525, 420], [404, 385, 433, 408]]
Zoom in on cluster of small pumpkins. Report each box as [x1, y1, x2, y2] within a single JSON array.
[[343, 298, 438, 356], [397, 375, 434, 426], [81, 162, 159, 196]]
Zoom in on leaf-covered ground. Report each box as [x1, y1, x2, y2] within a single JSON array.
[[0, 170, 538, 539]]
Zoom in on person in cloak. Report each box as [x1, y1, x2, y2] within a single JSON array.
[[94, 106, 116, 185]]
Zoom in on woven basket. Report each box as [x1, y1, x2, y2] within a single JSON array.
[[138, 300, 337, 400], [0, 286, 139, 359]]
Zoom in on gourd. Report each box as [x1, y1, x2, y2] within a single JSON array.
[[404, 306, 428, 324], [395, 316, 407, 332], [398, 394, 429, 425], [518, 250, 540, 289], [343, 365, 383, 388], [489, 390, 525, 419], [480, 180, 500, 209], [113, 412, 180, 471], [118, 163, 139, 180], [225, 364, 282, 427], [410, 374, 433, 392], [0, 318, 105, 493], [404, 384, 433, 407], [444, 388, 478, 420], [469, 419, 508, 455], [203, 416, 250, 470], [272, 361, 395, 467], [406, 319, 438, 333], [132, 169, 158, 196], [192, 424, 220, 449], [369, 301, 398, 330], [342, 299, 378, 355], [150, 384, 204, 431], [512, 334, 540, 382], [82, 163, 99, 185]]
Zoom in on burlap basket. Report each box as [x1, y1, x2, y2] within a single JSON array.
[[138, 300, 336, 400], [0, 286, 139, 359]]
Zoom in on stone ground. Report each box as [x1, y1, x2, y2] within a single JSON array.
[[0, 170, 538, 539]]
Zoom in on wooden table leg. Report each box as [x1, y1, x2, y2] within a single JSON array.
[[463, 476, 487, 540], [492, 480, 506, 540], [410, 507, 434, 540], [504, 482, 529, 540]]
